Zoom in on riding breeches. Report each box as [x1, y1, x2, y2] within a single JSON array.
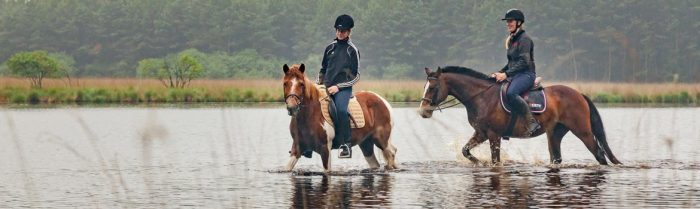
[[506, 72, 535, 113], [331, 87, 352, 144]]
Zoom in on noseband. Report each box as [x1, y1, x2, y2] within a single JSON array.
[[285, 91, 304, 116]]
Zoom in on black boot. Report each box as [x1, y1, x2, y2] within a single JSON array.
[[337, 114, 352, 158], [339, 143, 351, 158], [511, 96, 540, 136]]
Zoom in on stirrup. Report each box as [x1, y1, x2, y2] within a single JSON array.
[[338, 144, 352, 158]]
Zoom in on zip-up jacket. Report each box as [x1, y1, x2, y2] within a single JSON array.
[[318, 38, 360, 89], [499, 29, 536, 77]]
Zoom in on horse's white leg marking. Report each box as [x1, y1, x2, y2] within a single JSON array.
[[323, 122, 334, 172], [365, 154, 380, 169], [381, 144, 398, 169], [285, 156, 299, 171]]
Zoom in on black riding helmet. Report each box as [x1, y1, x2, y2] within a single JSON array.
[[334, 14, 354, 30], [501, 9, 525, 23]]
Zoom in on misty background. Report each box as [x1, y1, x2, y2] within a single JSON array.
[[0, 0, 698, 82]]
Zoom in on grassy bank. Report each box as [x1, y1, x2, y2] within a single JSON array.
[[0, 77, 699, 105]]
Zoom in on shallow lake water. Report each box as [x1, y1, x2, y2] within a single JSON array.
[[0, 106, 698, 208]]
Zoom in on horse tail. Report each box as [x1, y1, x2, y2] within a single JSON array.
[[582, 94, 622, 165]]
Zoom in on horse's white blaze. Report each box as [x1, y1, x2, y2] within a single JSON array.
[[420, 81, 429, 109], [285, 156, 299, 171], [322, 122, 334, 171], [290, 78, 299, 89]]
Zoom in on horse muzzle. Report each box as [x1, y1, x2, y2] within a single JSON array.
[[418, 106, 435, 118], [287, 105, 300, 116], [285, 94, 302, 116]]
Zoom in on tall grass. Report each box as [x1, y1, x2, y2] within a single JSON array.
[[0, 77, 698, 104]]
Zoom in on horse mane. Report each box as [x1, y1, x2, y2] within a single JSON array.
[[440, 66, 495, 82], [303, 75, 321, 101]]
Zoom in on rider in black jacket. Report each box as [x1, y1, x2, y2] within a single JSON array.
[[317, 14, 360, 158], [492, 9, 540, 136]]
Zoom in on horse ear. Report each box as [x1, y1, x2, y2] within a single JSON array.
[[283, 64, 290, 74], [299, 63, 305, 73], [436, 66, 443, 76], [424, 67, 432, 75]]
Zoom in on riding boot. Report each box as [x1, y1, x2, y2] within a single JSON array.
[[338, 115, 352, 158], [512, 96, 540, 136]]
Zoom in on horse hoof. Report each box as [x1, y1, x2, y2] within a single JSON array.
[[553, 159, 562, 164]]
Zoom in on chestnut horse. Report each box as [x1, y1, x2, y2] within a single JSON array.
[[282, 64, 397, 172], [419, 66, 621, 165]]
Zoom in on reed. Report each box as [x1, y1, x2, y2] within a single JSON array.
[[1, 77, 698, 104]]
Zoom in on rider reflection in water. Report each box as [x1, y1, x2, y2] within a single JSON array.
[[317, 14, 361, 158]]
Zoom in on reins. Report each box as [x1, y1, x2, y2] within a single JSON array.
[[422, 76, 498, 112]]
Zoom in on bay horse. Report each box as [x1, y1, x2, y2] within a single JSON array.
[[282, 64, 397, 172], [418, 66, 621, 165]]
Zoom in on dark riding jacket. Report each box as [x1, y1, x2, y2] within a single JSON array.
[[499, 29, 536, 77], [318, 38, 360, 89]]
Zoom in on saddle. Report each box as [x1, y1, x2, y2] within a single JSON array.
[[317, 85, 366, 129], [499, 77, 547, 114]]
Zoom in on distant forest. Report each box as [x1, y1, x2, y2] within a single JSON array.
[[1, 0, 698, 82]]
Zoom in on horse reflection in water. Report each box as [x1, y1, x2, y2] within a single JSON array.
[[287, 168, 606, 208], [290, 174, 393, 208], [541, 170, 607, 207], [464, 168, 607, 207]]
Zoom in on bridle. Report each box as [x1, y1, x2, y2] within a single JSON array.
[[421, 75, 497, 112], [421, 76, 455, 112], [284, 82, 305, 116]]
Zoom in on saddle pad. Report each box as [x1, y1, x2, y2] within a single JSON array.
[[317, 85, 365, 128], [499, 82, 547, 114]]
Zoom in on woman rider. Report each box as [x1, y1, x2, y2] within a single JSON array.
[[491, 9, 540, 136], [317, 14, 360, 158]]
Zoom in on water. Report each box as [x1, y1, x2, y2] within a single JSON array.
[[0, 106, 698, 208]]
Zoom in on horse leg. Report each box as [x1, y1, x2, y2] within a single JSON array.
[[370, 128, 397, 170], [546, 123, 569, 165], [320, 142, 332, 172], [566, 120, 608, 165], [488, 134, 502, 165], [359, 138, 380, 169], [381, 142, 398, 170], [286, 147, 301, 171], [462, 132, 487, 164], [286, 133, 301, 171]]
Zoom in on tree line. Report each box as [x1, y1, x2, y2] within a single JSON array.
[[1, 0, 698, 82]]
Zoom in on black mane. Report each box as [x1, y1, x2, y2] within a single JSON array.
[[440, 66, 494, 82]]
